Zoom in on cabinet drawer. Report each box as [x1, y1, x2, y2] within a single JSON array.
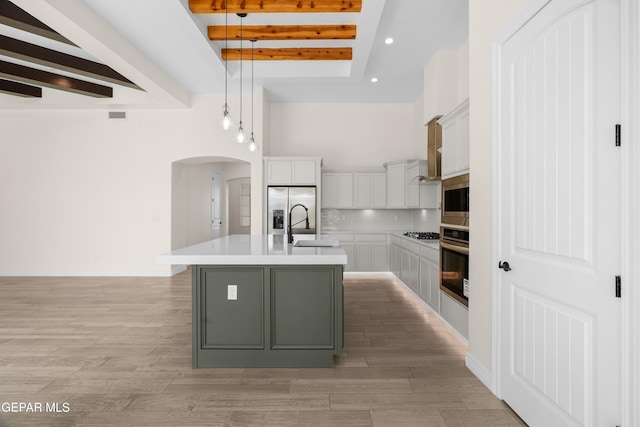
[[355, 234, 388, 242], [390, 235, 403, 246], [401, 239, 420, 254], [330, 233, 354, 242], [419, 245, 439, 263]]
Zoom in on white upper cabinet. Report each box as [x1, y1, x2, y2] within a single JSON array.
[[354, 173, 386, 209], [385, 162, 406, 208], [322, 171, 386, 209], [439, 99, 470, 179], [265, 157, 321, 185], [336, 173, 354, 208]]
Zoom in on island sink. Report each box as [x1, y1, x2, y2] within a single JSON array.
[[293, 239, 339, 247]]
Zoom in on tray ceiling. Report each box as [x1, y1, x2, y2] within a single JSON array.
[[0, 0, 468, 108]]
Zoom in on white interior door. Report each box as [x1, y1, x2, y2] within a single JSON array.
[[496, 0, 621, 426], [211, 172, 222, 239]]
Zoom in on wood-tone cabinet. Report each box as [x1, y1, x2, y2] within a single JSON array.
[[439, 99, 470, 179]]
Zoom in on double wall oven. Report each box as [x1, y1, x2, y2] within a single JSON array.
[[440, 173, 469, 306]]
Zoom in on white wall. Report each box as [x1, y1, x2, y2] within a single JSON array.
[[0, 93, 264, 276], [270, 103, 421, 170], [468, 0, 527, 377], [423, 41, 469, 123]]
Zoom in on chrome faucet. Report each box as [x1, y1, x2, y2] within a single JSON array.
[[288, 203, 309, 244]]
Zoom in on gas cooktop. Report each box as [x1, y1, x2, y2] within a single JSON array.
[[403, 232, 440, 241]]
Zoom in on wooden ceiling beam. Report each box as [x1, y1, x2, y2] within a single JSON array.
[[222, 47, 352, 60], [0, 35, 140, 90], [190, 0, 361, 13], [0, 0, 74, 45], [0, 60, 112, 98], [0, 78, 41, 97], [208, 24, 356, 41]]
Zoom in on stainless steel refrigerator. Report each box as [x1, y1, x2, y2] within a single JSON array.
[[267, 186, 317, 236]]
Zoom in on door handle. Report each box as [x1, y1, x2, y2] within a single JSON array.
[[498, 261, 511, 271]]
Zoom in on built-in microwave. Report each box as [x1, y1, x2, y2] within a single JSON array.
[[441, 173, 469, 226]]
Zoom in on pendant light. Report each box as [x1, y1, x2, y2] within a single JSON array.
[[235, 13, 247, 144], [218, 2, 233, 131], [247, 39, 259, 152]]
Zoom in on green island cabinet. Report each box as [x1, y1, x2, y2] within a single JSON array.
[[192, 264, 344, 368]]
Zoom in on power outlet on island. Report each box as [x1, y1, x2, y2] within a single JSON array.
[[227, 284, 238, 300]]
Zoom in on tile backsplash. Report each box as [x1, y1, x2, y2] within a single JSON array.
[[321, 208, 440, 232]]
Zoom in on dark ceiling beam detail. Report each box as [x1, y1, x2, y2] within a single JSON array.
[[190, 0, 362, 13], [0, 78, 41, 97], [0, 60, 112, 98], [208, 24, 357, 41], [222, 47, 352, 60], [0, 35, 141, 90], [0, 0, 74, 45]]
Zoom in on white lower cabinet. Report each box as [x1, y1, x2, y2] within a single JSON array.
[[329, 233, 388, 272], [418, 246, 440, 313], [354, 234, 388, 272], [389, 235, 441, 315]]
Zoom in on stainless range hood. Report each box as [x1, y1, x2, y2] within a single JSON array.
[[418, 115, 443, 182]]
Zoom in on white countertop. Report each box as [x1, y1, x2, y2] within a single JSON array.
[[157, 235, 347, 266], [390, 232, 440, 251]]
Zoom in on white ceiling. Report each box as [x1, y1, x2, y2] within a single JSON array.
[[0, 0, 468, 107]]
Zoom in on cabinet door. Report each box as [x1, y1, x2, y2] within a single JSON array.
[[271, 267, 335, 349], [322, 173, 338, 208], [341, 243, 355, 272], [419, 258, 440, 313], [441, 119, 459, 178], [390, 244, 399, 277], [268, 162, 292, 185], [405, 164, 420, 208], [292, 161, 316, 184], [371, 242, 389, 272], [355, 242, 372, 271], [428, 259, 440, 313], [386, 163, 405, 208], [354, 173, 372, 208], [458, 110, 470, 172], [200, 268, 265, 349], [371, 173, 387, 208], [408, 252, 419, 293], [336, 173, 354, 208]]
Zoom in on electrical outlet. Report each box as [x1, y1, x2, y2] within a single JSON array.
[[227, 284, 237, 300], [393, 215, 399, 221], [341, 215, 346, 221]]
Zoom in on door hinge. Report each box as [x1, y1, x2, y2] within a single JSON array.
[[615, 275, 621, 298], [615, 124, 621, 146]]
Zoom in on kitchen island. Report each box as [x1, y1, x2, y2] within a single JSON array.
[[157, 235, 347, 368]]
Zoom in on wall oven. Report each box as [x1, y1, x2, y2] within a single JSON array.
[[441, 173, 469, 226], [440, 225, 469, 307]]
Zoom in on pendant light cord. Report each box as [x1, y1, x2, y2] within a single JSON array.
[[224, 3, 228, 109], [251, 40, 254, 136], [239, 15, 243, 125]]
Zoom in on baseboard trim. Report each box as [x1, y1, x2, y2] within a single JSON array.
[[465, 352, 494, 392], [0, 266, 185, 277], [344, 271, 394, 278]]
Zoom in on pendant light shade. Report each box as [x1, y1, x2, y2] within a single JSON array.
[[218, 3, 233, 131], [235, 13, 246, 144], [247, 39, 258, 152]]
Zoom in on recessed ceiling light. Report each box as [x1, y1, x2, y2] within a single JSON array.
[[371, 77, 378, 83], [385, 37, 394, 45]]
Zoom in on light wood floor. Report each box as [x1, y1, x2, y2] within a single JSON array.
[[0, 271, 526, 426]]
